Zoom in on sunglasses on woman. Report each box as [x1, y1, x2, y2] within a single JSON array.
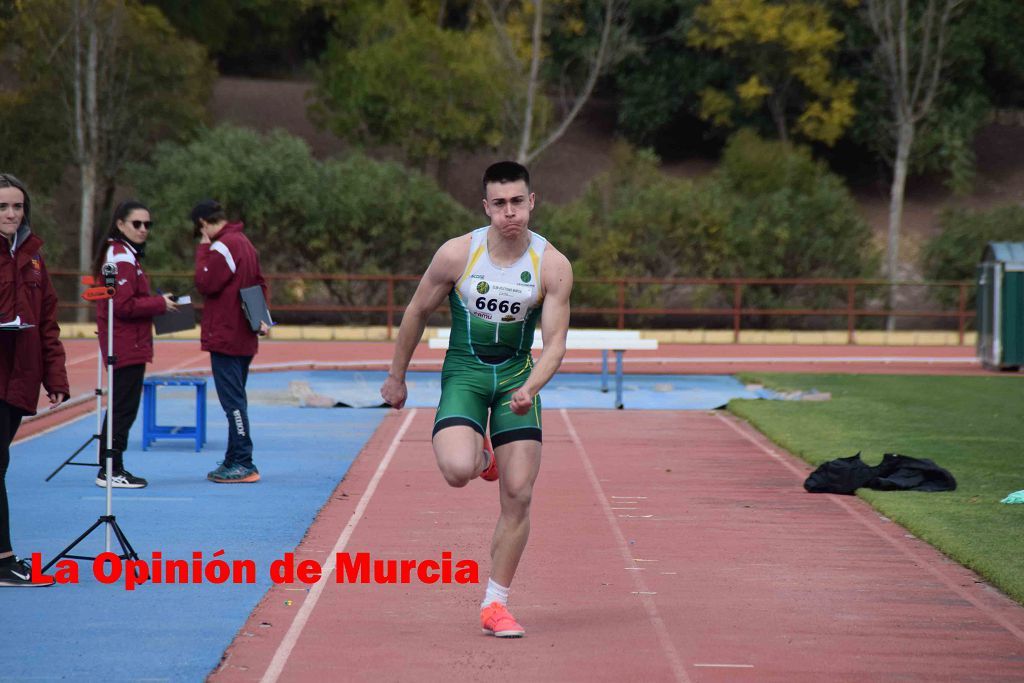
[[129, 220, 153, 229]]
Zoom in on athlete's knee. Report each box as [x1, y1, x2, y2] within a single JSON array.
[[437, 459, 476, 488], [500, 480, 534, 513]]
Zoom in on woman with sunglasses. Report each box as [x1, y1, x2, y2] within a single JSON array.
[[91, 200, 177, 489]]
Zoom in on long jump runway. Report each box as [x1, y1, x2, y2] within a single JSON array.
[[212, 408, 1024, 682]]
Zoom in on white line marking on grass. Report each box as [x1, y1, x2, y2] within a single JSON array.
[[693, 663, 754, 668], [716, 412, 1024, 645], [561, 409, 691, 683], [260, 409, 417, 683]]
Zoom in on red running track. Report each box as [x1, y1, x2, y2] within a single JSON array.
[[19, 339, 1024, 679], [208, 408, 1024, 682]]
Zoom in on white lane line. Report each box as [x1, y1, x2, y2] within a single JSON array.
[[80, 496, 194, 502], [716, 412, 1024, 645], [24, 352, 212, 427], [245, 353, 978, 374], [163, 352, 212, 374], [561, 356, 977, 365], [561, 409, 691, 683], [694, 663, 754, 668], [260, 409, 417, 683], [67, 350, 100, 366], [14, 412, 91, 443]]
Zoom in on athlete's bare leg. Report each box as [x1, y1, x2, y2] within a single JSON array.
[[432, 425, 486, 487], [489, 439, 542, 587]]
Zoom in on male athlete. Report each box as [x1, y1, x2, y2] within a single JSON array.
[[380, 161, 572, 638]]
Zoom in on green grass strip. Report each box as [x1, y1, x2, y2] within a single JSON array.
[[728, 373, 1024, 606]]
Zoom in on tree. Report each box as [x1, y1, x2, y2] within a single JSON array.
[[607, 0, 720, 155], [310, 1, 506, 170], [687, 0, 856, 146], [481, 0, 628, 164], [863, 0, 966, 328], [141, 0, 331, 76], [1, 0, 212, 302], [130, 125, 477, 321], [921, 205, 1024, 308], [714, 129, 877, 282], [540, 135, 876, 327]]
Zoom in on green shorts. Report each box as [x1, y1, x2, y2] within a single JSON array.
[[432, 352, 542, 447]]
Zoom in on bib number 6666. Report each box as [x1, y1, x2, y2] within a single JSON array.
[[475, 297, 521, 315]]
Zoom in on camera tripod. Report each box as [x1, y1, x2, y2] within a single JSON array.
[[44, 312, 106, 481], [43, 262, 139, 572]]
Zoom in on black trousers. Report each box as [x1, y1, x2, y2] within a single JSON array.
[[98, 363, 146, 471], [0, 400, 26, 555]]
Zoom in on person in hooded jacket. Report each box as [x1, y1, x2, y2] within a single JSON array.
[[191, 199, 268, 484], [92, 200, 178, 489], [0, 173, 69, 587]]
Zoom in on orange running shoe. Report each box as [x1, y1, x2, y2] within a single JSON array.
[[479, 435, 498, 482], [480, 601, 525, 638]]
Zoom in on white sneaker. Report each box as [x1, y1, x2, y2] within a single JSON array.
[[95, 468, 148, 489]]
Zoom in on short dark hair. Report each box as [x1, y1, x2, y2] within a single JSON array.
[[482, 161, 530, 196], [0, 173, 31, 231], [190, 199, 226, 229]]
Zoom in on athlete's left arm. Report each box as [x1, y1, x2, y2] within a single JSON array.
[[510, 248, 573, 415]]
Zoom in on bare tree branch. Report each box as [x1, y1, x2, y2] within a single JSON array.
[[520, 0, 619, 164], [516, 0, 543, 162], [481, 0, 522, 76]]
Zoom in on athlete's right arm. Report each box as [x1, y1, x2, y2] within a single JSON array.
[[380, 237, 467, 409]]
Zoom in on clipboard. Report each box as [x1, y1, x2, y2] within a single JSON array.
[[153, 296, 197, 335], [0, 316, 34, 331], [239, 285, 273, 332]]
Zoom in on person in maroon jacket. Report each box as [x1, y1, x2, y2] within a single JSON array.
[[0, 173, 69, 587], [92, 200, 178, 489], [191, 199, 268, 483]]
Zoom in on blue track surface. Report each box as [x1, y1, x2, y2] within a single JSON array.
[[4, 374, 384, 682], [293, 370, 776, 410], [2, 370, 771, 680]]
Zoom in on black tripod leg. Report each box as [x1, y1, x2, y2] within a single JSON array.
[[107, 517, 140, 562], [44, 435, 99, 482], [41, 517, 106, 573]]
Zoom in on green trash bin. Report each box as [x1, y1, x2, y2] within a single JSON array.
[[977, 242, 1024, 371]]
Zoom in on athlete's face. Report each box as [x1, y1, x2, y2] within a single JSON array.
[[0, 186, 26, 241], [483, 180, 534, 240]]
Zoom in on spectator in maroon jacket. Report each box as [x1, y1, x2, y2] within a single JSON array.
[[91, 200, 178, 489], [0, 173, 69, 587], [192, 199, 268, 484]]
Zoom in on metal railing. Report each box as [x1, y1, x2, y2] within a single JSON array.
[[50, 271, 975, 344]]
